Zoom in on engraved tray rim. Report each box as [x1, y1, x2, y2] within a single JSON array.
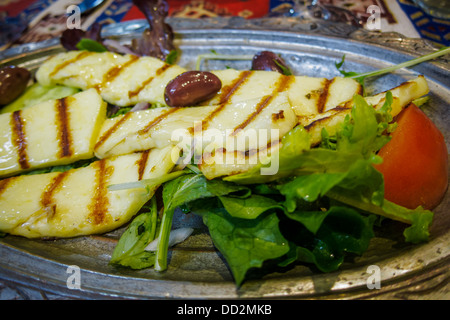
[[0, 17, 449, 300]]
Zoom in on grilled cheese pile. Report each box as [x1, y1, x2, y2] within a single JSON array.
[[1, 51, 429, 238]]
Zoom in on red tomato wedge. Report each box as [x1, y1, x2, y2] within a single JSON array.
[[374, 103, 448, 210]]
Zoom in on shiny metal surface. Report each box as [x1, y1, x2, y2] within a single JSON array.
[[0, 17, 449, 299]]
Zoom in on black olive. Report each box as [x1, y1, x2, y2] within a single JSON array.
[[251, 51, 291, 75], [164, 71, 222, 107], [0, 66, 31, 105]]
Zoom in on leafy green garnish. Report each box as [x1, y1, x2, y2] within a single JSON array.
[[280, 206, 376, 273], [76, 38, 108, 52], [22, 158, 96, 176], [109, 91, 434, 285], [165, 49, 179, 65], [273, 59, 292, 76], [154, 173, 250, 271], [335, 55, 361, 81], [336, 46, 450, 86], [110, 197, 158, 269], [1, 83, 79, 114], [195, 201, 289, 286]]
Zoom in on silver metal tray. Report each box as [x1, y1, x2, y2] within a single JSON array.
[[0, 17, 449, 299]]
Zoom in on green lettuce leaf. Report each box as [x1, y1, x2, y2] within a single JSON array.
[[1, 83, 80, 113], [224, 125, 311, 184]]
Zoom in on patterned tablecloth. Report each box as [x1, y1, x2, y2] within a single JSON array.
[[0, 0, 449, 300], [0, 0, 449, 49]]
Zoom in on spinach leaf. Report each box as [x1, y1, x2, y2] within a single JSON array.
[[327, 190, 434, 244], [218, 194, 283, 220], [280, 206, 376, 272], [198, 206, 289, 286], [154, 173, 250, 271]]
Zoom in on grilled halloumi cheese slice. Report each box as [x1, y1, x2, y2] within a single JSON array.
[[35, 51, 362, 115], [0, 146, 177, 238], [205, 69, 362, 116], [36, 51, 186, 107], [301, 76, 429, 146], [94, 93, 297, 162], [200, 76, 430, 179], [0, 89, 106, 178], [198, 139, 282, 180]]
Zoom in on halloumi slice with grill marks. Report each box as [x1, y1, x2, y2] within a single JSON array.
[[0, 88, 106, 178], [36, 51, 186, 107], [35, 51, 361, 115], [94, 93, 297, 162], [202, 76, 430, 179], [204, 69, 362, 117], [301, 76, 429, 146], [0, 146, 177, 238]]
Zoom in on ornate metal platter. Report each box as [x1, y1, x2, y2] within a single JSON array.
[[0, 17, 449, 299]]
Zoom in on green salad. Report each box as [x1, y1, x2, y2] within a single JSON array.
[[109, 91, 433, 286]]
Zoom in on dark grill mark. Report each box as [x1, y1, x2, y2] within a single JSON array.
[[95, 112, 132, 150], [89, 159, 113, 225], [277, 74, 294, 93], [304, 107, 351, 133], [40, 171, 69, 219], [0, 178, 15, 198], [95, 55, 139, 92], [199, 139, 281, 168], [136, 150, 150, 180], [232, 95, 273, 135], [50, 51, 93, 78], [216, 71, 253, 105], [272, 110, 285, 121], [230, 74, 293, 135], [138, 108, 181, 135], [317, 78, 333, 113], [10, 111, 29, 170], [128, 63, 172, 99], [55, 97, 73, 158], [189, 103, 227, 135]]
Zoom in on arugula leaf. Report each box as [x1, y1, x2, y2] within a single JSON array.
[[279, 172, 348, 212], [22, 158, 96, 176], [336, 47, 450, 86], [336, 93, 392, 157], [110, 197, 158, 269], [335, 55, 361, 82]]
